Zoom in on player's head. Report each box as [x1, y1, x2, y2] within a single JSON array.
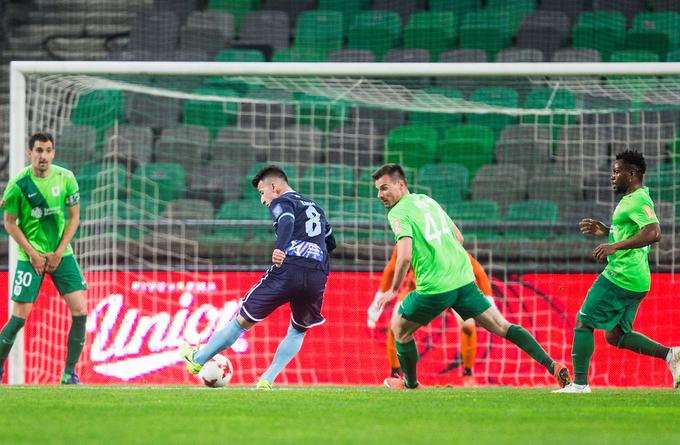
[[27, 131, 55, 175], [372, 163, 409, 208], [252, 164, 291, 206], [612, 150, 646, 193]]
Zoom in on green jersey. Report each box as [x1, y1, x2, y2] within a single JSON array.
[[602, 186, 658, 292], [2, 164, 80, 261], [387, 193, 474, 294]]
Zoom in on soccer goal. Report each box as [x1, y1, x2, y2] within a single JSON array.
[[6, 61, 679, 387]]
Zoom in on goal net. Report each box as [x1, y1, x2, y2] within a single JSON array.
[[7, 62, 680, 387]]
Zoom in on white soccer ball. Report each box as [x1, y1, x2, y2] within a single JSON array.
[[198, 354, 233, 388]]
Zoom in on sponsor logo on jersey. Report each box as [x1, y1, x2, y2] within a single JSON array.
[[642, 205, 654, 219], [391, 219, 402, 234], [52, 186, 60, 197]]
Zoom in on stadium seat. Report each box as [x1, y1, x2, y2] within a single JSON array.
[[528, 175, 582, 204], [327, 49, 376, 62], [593, 0, 647, 27], [71, 89, 125, 136], [459, 11, 514, 59], [327, 119, 385, 167], [131, 163, 186, 202], [521, 87, 577, 136], [298, 164, 355, 199], [650, 0, 680, 12], [187, 161, 243, 206], [206, 199, 272, 242], [505, 199, 559, 239], [207, 0, 259, 31], [383, 48, 430, 63], [495, 125, 552, 174], [350, 107, 406, 135], [486, 0, 536, 31], [268, 124, 324, 165], [416, 163, 469, 207], [295, 11, 344, 58], [646, 163, 679, 202], [471, 163, 528, 211], [103, 125, 154, 165], [373, 0, 421, 24], [429, 0, 481, 16], [516, 12, 569, 58], [554, 126, 610, 176], [539, 0, 585, 22], [216, 49, 265, 62], [77, 161, 127, 199], [408, 87, 463, 135], [404, 11, 458, 61], [57, 124, 98, 170], [572, 11, 626, 60], [239, 10, 290, 52], [496, 47, 545, 63], [466, 87, 519, 137], [318, 0, 368, 34], [272, 47, 326, 62], [447, 200, 501, 239], [436, 125, 495, 178], [626, 12, 680, 61], [438, 48, 488, 62], [181, 11, 235, 58], [238, 88, 295, 129], [348, 11, 402, 61], [213, 126, 263, 169], [262, 0, 316, 26], [294, 93, 348, 130], [551, 47, 602, 62], [609, 50, 660, 62], [560, 201, 613, 225], [385, 125, 438, 169], [125, 93, 180, 129], [128, 11, 180, 53], [182, 88, 239, 136], [162, 199, 215, 240]]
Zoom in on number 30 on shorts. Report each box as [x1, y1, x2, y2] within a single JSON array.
[[14, 270, 34, 296]]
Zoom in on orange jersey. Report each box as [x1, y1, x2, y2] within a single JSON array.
[[378, 246, 492, 296]]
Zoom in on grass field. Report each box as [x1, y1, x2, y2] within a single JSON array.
[[1, 386, 678, 445]]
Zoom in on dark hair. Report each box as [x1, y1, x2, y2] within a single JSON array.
[[28, 131, 54, 150], [371, 163, 407, 184], [615, 150, 646, 176], [251, 165, 289, 188]]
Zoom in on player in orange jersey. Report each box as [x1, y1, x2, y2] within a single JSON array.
[[368, 247, 493, 386]]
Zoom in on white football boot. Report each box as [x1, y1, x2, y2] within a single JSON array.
[[552, 383, 592, 393], [667, 346, 680, 388]]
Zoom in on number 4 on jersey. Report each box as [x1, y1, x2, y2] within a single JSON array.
[[424, 209, 453, 244]]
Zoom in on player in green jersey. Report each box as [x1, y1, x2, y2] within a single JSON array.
[[372, 164, 571, 390], [0, 132, 88, 384], [555, 150, 680, 393]]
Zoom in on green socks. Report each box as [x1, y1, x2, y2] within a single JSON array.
[[64, 315, 87, 375], [0, 315, 27, 375], [395, 339, 419, 388], [572, 328, 595, 385], [505, 324, 554, 373], [617, 332, 669, 360]]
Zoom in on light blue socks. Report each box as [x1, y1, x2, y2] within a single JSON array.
[[194, 317, 245, 365], [260, 325, 306, 384]]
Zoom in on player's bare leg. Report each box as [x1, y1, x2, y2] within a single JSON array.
[[452, 310, 477, 387], [475, 306, 571, 388], [61, 290, 87, 384]]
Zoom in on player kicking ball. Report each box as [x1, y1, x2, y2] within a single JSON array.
[[554, 150, 680, 393], [372, 164, 571, 390], [180, 165, 335, 390]]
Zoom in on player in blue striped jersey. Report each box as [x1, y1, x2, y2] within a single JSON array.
[[180, 165, 335, 389]]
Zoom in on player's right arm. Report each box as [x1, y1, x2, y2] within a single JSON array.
[[4, 211, 46, 275], [579, 218, 610, 237], [377, 236, 412, 311]]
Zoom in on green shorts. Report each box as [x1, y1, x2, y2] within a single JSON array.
[[11, 255, 87, 303], [577, 275, 647, 333], [398, 281, 492, 326]]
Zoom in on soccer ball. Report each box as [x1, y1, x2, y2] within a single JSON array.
[[198, 354, 233, 388]]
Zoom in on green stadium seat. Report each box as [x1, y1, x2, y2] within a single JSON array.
[[486, 0, 536, 31], [404, 12, 458, 61], [647, 163, 679, 202], [667, 49, 680, 61], [204, 199, 271, 242], [459, 11, 514, 59], [436, 125, 495, 178], [416, 163, 469, 207], [182, 88, 239, 136], [207, 0, 259, 31], [71, 89, 125, 140], [521, 87, 577, 136], [78, 162, 128, 200], [294, 93, 348, 130], [572, 11, 626, 60], [467, 87, 519, 137], [408, 87, 464, 133], [272, 47, 326, 62], [505, 199, 559, 239], [131, 163, 186, 202], [429, 0, 481, 16], [298, 164, 355, 199], [447, 200, 501, 239], [632, 12, 680, 48], [385, 125, 439, 169], [215, 49, 265, 62], [348, 11, 402, 60], [318, 0, 369, 34], [609, 50, 661, 62], [295, 11, 344, 57]]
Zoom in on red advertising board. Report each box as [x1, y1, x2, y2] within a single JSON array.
[[1, 272, 679, 387]]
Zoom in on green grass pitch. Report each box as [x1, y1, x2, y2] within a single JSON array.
[[1, 386, 678, 445]]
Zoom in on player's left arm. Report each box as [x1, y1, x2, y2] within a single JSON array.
[[46, 204, 80, 273], [593, 223, 660, 262]]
